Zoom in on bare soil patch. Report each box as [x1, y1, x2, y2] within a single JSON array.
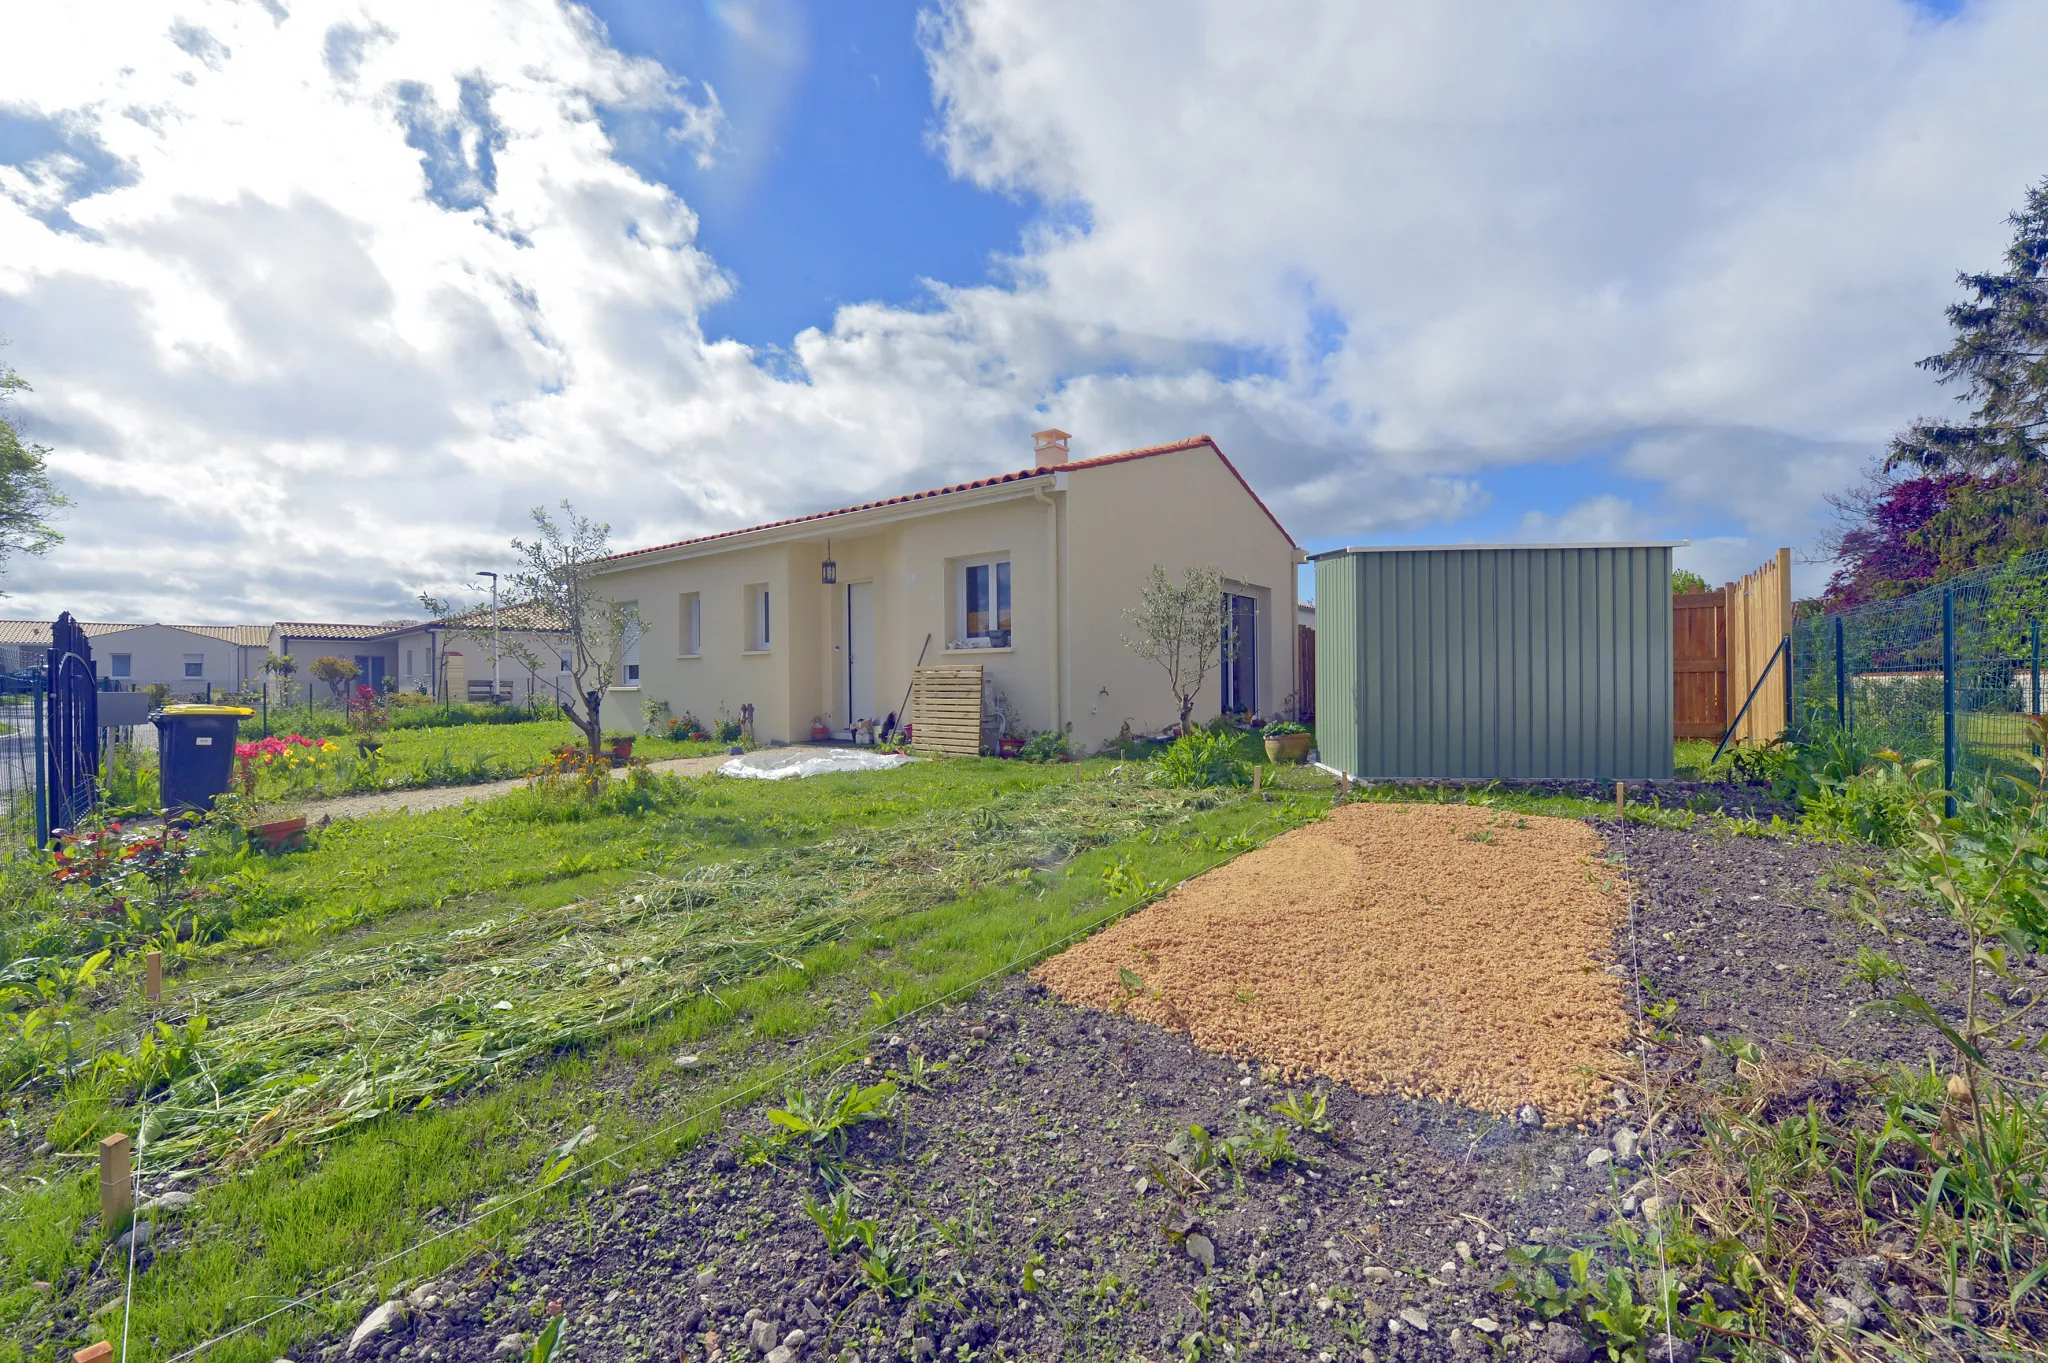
[[1034, 803, 1630, 1123], [297, 976, 1608, 1363]]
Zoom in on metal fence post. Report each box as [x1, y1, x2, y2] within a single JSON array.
[[1783, 633, 1794, 732], [31, 670, 47, 848], [1843, 613, 1859, 728], [1942, 587, 1956, 818], [2033, 619, 2041, 758]]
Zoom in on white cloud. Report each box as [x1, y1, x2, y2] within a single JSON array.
[[1, 0, 2045, 620], [1514, 495, 1657, 545]]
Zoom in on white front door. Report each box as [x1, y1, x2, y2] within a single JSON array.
[[847, 581, 876, 724]]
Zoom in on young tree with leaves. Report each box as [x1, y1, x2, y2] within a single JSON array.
[[426, 502, 640, 766], [309, 655, 358, 702], [1121, 564, 1236, 735], [0, 346, 66, 589]]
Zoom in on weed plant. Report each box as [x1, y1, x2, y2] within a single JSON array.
[[1152, 725, 1249, 789], [1513, 722, 2048, 1360]]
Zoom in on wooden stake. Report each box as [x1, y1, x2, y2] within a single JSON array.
[[1337, 773, 1350, 804], [1251, 764, 1262, 794], [144, 950, 162, 1002], [73, 1343, 113, 1363], [99, 1133, 132, 1227], [1616, 781, 1626, 821]]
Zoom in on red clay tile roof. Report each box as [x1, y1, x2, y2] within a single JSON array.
[[0, 620, 272, 646], [274, 622, 416, 641], [605, 435, 1297, 563]]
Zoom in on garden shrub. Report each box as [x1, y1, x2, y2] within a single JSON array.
[[1152, 727, 1248, 788], [1017, 729, 1072, 762]]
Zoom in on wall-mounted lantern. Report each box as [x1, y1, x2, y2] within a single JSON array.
[[821, 538, 837, 585]]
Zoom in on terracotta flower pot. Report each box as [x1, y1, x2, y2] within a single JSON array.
[[1264, 732, 1312, 765], [250, 816, 307, 853], [999, 737, 1025, 758], [811, 724, 831, 742]]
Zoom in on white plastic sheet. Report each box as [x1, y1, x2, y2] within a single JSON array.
[[718, 748, 914, 780]]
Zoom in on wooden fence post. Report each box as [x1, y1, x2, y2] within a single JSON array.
[[1616, 781, 1626, 821], [144, 950, 162, 1002], [99, 1132, 132, 1227]]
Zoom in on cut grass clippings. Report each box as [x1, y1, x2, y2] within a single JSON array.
[[0, 762, 1330, 1363], [59, 775, 1242, 1164]]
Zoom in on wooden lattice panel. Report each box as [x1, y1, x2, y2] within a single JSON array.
[[910, 665, 985, 756]]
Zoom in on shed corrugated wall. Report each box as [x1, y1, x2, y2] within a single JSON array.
[[1315, 546, 1674, 780]]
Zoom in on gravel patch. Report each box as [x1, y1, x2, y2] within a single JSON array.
[[1034, 803, 1630, 1123]]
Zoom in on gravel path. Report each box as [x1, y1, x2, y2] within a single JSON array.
[[279, 751, 746, 824]]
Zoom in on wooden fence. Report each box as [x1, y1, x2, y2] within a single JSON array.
[[1724, 548, 1794, 747], [1672, 592, 1727, 739], [1297, 624, 1316, 720], [1670, 548, 1793, 746], [909, 665, 985, 757]]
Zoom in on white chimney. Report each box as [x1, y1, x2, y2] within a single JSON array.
[[1032, 428, 1072, 465]]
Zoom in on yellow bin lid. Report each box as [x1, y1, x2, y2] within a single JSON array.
[[158, 704, 256, 716]]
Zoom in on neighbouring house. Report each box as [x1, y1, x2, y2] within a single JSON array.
[[381, 602, 572, 704], [0, 620, 270, 692], [592, 432, 1303, 749], [270, 608, 573, 705], [268, 622, 409, 700]]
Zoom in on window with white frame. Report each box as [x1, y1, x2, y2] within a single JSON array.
[[182, 653, 204, 678], [111, 653, 132, 678], [745, 583, 771, 651], [619, 601, 641, 683], [678, 591, 702, 656], [955, 556, 1012, 648]]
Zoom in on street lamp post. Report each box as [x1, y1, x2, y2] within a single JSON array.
[[476, 570, 500, 704]]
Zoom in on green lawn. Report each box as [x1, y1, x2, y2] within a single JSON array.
[[0, 753, 1339, 1363], [1, 730, 1786, 1363], [227, 718, 726, 806]]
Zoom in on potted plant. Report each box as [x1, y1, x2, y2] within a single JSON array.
[[811, 714, 833, 742], [606, 731, 636, 763], [1262, 720, 1312, 764], [998, 734, 1025, 758], [347, 684, 388, 754]]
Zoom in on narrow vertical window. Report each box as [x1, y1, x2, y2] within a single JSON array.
[[679, 592, 702, 655]]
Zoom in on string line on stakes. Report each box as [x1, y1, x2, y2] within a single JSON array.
[[1615, 783, 1677, 1363]]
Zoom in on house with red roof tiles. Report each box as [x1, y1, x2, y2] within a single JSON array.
[[591, 433, 1303, 751]]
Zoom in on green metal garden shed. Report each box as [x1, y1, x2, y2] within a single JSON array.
[[1312, 543, 1677, 781]]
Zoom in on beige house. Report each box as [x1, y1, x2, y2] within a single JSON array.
[[593, 433, 1303, 750], [0, 620, 269, 692]]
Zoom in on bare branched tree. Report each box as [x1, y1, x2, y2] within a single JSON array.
[[425, 502, 641, 765], [1120, 563, 1235, 734]]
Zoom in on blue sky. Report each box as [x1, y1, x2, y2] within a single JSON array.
[[581, 0, 1759, 591], [587, 0, 1034, 350], [0, 0, 2043, 621]]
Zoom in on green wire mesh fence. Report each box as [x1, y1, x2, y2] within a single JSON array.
[[1793, 548, 2048, 793]]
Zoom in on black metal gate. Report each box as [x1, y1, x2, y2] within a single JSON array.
[[45, 611, 99, 833]]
